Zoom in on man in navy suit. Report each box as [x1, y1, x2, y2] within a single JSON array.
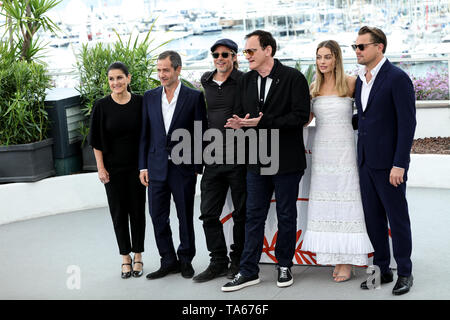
[[353, 26, 416, 295], [139, 50, 207, 279]]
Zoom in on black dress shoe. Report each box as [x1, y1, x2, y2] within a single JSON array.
[[180, 262, 195, 278], [361, 269, 394, 289], [146, 261, 180, 280], [121, 262, 132, 279], [132, 260, 144, 278], [392, 275, 413, 295], [193, 264, 228, 282]]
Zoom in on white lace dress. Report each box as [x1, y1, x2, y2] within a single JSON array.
[[302, 96, 374, 266]]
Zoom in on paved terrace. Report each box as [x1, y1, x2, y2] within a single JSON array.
[[0, 186, 449, 300]]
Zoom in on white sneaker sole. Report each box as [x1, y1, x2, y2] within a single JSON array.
[[221, 278, 260, 292], [277, 278, 293, 288]]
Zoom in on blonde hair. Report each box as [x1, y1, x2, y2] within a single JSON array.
[[311, 40, 349, 98]]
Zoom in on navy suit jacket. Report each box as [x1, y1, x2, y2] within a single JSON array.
[[138, 83, 207, 181], [355, 59, 416, 171]]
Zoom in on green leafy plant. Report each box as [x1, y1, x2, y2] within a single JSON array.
[[0, 60, 52, 145], [0, 0, 61, 62], [0, 0, 58, 146], [295, 60, 315, 85]]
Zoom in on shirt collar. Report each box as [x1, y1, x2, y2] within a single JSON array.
[[358, 56, 386, 81], [162, 79, 182, 101], [206, 68, 240, 83]]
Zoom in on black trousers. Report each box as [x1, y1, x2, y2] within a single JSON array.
[[240, 170, 303, 277], [359, 164, 412, 277], [199, 164, 247, 265], [148, 161, 197, 267], [104, 169, 146, 255]]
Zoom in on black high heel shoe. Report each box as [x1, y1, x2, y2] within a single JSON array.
[[132, 260, 144, 278], [121, 260, 132, 279]]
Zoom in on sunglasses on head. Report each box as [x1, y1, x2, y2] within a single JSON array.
[[242, 48, 258, 57], [212, 52, 233, 59], [351, 42, 378, 51]]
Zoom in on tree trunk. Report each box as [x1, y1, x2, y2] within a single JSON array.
[[8, 16, 14, 51], [20, 4, 33, 61]]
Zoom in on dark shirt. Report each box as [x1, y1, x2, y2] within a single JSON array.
[[201, 68, 244, 131], [201, 68, 243, 165], [89, 93, 143, 174]]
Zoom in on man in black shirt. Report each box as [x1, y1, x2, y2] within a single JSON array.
[[193, 39, 246, 283]]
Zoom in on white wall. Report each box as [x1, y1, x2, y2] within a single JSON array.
[[0, 172, 202, 226], [0, 154, 448, 226], [414, 102, 450, 139]]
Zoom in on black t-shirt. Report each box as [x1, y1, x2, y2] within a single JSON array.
[[201, 68, 243, 131], [200, 68, 243, 165], [89, 93, 143, 174]]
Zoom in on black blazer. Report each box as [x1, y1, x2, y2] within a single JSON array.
[[234, 59, 311, 175], [138, 84, 207, 181]]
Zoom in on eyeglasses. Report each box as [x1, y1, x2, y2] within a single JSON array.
[[242, 48, 258, 57], [212, 52, 233, 59], [351, 43, 378, 51]]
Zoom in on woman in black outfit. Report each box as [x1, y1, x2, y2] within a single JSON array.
[[89, 62, 146, 279]]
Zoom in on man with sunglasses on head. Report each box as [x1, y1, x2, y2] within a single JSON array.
[[222, 30, 310, 292], [353, 26, 416, 295], [193, 39, 247, 283]]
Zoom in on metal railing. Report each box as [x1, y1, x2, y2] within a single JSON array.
[[49, 55, 450, 102]]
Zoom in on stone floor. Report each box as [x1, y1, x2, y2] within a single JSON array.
[[0, 187, 449, 301]]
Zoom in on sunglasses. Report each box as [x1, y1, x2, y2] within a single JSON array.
[[212, 52, 233, 59], [242, 48, 258, 57], [351, 42, 378, 51]]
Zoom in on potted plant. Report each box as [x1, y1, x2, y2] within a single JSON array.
[[76, 27, 166, 170], [0, 0, 61, 183]]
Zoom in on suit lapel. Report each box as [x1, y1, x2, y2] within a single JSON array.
[[260, 60, 281, 111], [153, 86, 166, 134], [263, 76, 280, 109], [365, 59, 390, 112], [250, 72, 259, 112], [168, 83, 187, 134], [355, 77, 363, 113]]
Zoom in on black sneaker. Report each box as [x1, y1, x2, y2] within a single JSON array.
[[193, 264, 228, 282], [277, 266, 293, 288], [227, 260, 240, 279], [221, 273, 260, 292]]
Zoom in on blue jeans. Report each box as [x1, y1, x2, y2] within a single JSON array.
[[239, 170, 303, 277]]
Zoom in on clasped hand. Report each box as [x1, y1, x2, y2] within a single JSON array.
[[224, 112, 263, 129]]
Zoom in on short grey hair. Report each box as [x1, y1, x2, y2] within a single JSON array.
[[158, 50, 182, 70]]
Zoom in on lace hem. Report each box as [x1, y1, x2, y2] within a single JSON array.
[[306, 219, 367, 233], [309, 191, 362, 202], [301, 230, 374, 255], [311, 164, 358, 175], [316, 252, 368, 266]]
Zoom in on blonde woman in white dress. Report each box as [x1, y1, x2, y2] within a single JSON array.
[[302, 40, 374, 282]]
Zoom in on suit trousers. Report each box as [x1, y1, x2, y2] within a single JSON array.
[[104, 170, 146, 255], [240, 170, 303, 277], [148, 161, 197, 267], [358, 163, 413, 277], [199, 164, 246, 265]]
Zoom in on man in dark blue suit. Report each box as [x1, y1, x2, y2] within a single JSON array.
[[139, 50, 207, 279], [353, 26, 416, 295]]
